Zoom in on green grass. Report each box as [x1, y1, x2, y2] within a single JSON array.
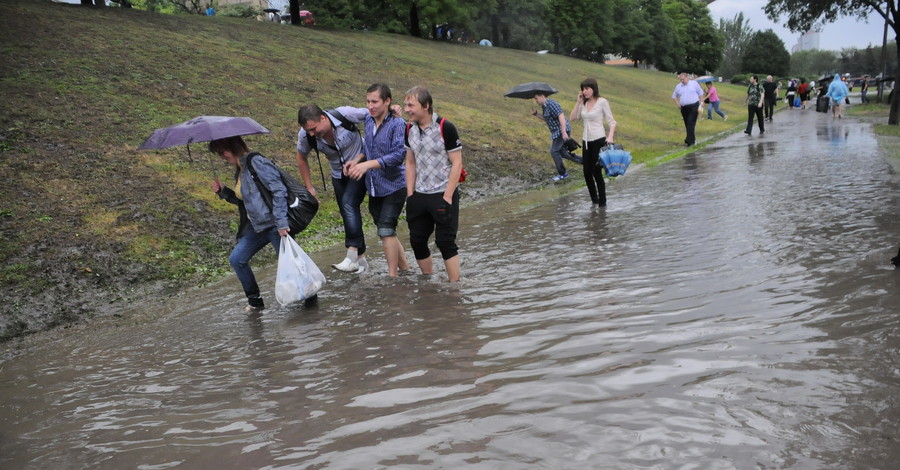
[[0, 0, 752, 333]]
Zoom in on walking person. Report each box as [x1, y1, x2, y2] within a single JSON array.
[[569, 78, 617, 206], [762, 75, 778, 121], [786, 80, 797, 109], [744, 75, 765, 136], [403, 86, 463, 282], [345, 83, 412, 277], [671, 72, 704, 146], [825, 73, 849, 119], [798, 79, 810, 109], [703, 81, 727, 121], [211, 136, 292, 311], [531, 92, 581, 181], [296, 104, 370, 273]]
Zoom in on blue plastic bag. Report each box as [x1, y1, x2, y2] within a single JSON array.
[[599, 146, 633, 177], [794, 97, 801, 107]]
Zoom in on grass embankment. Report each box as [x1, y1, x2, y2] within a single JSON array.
[[0, 0, 748, 340]]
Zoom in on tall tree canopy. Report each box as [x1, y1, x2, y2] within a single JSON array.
[[741, 29, 791, 76], [546, 0, 615, 62], [765, 0, 899, 123], [790, 49, 839, 77], [717, 13, 755, 79], [662, 0, 723, 74], [632, 0, 678, 71]]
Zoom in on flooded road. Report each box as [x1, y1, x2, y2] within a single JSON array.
[[3, 110, 899, 469]]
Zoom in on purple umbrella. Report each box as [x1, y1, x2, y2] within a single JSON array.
[[138, 116, 270, 150]]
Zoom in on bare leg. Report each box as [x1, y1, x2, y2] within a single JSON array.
[[382, 236, 409, 277], [444, 255, 460, 282], [417, 256, 434, 275]]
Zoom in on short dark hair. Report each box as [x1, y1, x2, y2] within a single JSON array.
[[298, 104, 325, 126], [751, 75, 759, 82], [208, 136, 248, 156], [367, 83, 392, 102], [404, 86, 433, 114], [580, 78, 599, 97]]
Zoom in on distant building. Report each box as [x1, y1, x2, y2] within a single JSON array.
[[792, 30, 820, 52]]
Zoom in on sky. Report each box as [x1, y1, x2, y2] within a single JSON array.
[[708, 0, 890, 51]]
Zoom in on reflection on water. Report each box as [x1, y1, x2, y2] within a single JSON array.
[[2, 111, 899, 469]]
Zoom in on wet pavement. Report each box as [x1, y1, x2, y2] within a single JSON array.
[[2, 108, 899, 469]]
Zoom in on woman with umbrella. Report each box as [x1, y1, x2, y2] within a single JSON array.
[[569, 78, 616, 206], [210, 136, 292, 311]]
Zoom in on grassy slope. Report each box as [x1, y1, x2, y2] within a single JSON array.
[[0, 0, 748, 339]]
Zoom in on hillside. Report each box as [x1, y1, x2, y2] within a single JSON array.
[[0, 0, 746, 340]]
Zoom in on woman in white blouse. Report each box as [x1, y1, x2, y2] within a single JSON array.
[[570, 78, 617, 206]]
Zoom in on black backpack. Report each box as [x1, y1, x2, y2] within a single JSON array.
[[303, 108, 362, 190], [304, 108, 360, 159], [245, 152, 319, 236]]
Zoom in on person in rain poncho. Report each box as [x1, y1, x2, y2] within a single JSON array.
[[825, 74, 849, 119]]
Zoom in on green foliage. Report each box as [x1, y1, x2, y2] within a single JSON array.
[[791, 49, 838, 77], [838, 43, 897, 76], [547, 0, 614, 61], [663, 0, 723, 74], [635, 0, 677, 72], [717, 12, 755, 79], [731, 73, 750, 84], [218, 3, 260, 18], [741, 29, 790, 77]]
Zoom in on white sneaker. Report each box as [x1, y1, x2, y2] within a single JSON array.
[[332, 257, 359, 272], [355, 258, 369, 274]]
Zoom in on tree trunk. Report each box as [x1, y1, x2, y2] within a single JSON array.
[[490, 14, 499, 46], [409, 3, 420, 37], [890, 47, 900, 125], [289, 0, 300, 25]]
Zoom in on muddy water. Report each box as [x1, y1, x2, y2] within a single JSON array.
[[3, 111, 899, 469]]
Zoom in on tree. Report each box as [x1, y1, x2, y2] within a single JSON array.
[[630, 0, 677, 71], [791, 49, 838, 77], [472, 0, 549, 50], [741, 29, 791, 76], [717, 13, 755, 79], [663, 0, 723, 74], [547, 0, 614, 62], [765, 0, 899, 123]]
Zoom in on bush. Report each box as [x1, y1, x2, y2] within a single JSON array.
[[731, 74, 749, 84], [218, 4, 260, 18]]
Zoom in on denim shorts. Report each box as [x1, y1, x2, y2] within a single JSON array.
[[368, 188, 407, 237]]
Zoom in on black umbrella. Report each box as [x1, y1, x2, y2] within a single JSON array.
[[504, 82, 558, 99]]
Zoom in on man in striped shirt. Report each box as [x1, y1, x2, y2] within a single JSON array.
[[346, 83, 411, 277]]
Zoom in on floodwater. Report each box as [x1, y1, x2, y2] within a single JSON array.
[[2, 110, 899, 469]]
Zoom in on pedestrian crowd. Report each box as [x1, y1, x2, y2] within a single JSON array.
[[210, 84, 462, 310], [209, 73, 868, 311]]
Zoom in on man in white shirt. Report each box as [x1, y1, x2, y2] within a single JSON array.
[[671, 73, 705, 146]]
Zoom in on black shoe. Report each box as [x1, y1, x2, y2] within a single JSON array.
[[744, 130, 751, 135]]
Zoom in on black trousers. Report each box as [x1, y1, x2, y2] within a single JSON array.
[[582, 137, 607, 205], [680, 102, 699, 145], [764, 96, 776, 119], [746, 105, 765, 134]]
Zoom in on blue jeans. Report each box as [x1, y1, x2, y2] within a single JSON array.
[[707, 100, 725, 119], [332, 176, 367, 255], [549, 137, 569, 175], [230, 226, 282, 305]]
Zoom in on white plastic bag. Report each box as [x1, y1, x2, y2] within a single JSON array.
[[275, 236, 326, 306]]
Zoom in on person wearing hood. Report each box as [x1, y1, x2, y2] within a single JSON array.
[[825, 74, 849, 119]]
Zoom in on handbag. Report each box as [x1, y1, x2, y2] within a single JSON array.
[[275, 236, 326, 306], [704, 97, 710, 104], [563, 137, 581, 152], [246, 152, 319, 235]]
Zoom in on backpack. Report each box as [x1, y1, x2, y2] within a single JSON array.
[[405, 117, 467, 182], [304, 108, 359, 159], [303, 108, 362, 191], [245, 152, 319, 236]]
